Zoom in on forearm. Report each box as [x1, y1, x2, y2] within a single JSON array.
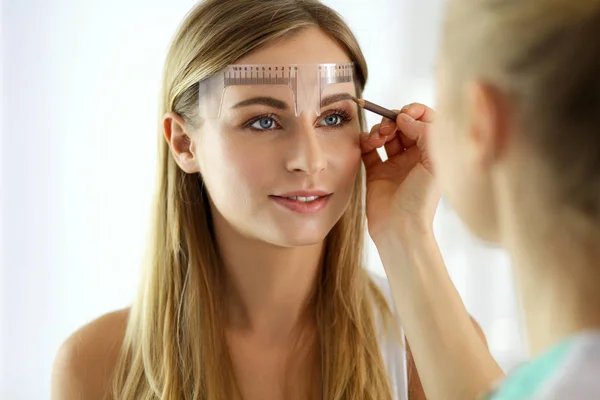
[[375, 228, 504, 400]]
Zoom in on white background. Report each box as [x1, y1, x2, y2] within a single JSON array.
[[1, 0, 526, 398]]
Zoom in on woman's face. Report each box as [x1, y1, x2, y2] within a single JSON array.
[[192, 28, 362, 247]]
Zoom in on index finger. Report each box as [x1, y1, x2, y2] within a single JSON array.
[[379, 109, 401, 136]]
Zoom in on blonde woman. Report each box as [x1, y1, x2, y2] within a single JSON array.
[[51, 0, 497, 399], [427, 0, 600, 399]]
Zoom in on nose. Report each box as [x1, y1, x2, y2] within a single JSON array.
[[285, 123, 327, 176]]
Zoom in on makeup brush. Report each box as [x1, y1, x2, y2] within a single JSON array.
[[351, 97, 399, 121]]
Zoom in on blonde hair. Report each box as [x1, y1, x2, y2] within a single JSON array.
[[442, 0, 600, 221], [111, 0, 397, 398]]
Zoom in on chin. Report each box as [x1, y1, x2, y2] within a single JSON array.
[[255, 216, 338, 248], [267, 228, 330, 248], [258, 200, 348, 248]]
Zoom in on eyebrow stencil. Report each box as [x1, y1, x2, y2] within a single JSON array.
[[198, 63, 357, 118]]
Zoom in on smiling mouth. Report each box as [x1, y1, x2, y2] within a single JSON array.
[[279, 195, 328, 202], [269, 193, 333, 214], [271, 191, 333, 201]]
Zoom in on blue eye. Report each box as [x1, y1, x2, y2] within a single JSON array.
[[321, 115, 342, 126], [318, 111, 351, 127], [250, 117, 277, 130]]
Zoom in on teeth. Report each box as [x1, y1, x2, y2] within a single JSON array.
[[287, 196, 321, 202]]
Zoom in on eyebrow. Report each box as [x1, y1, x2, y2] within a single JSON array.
[[232, 97, 288, 110], [230, 92, 354, 110], [320, 93, 354, 108]]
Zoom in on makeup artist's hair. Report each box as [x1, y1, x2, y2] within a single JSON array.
[[111, 0, 398, 399], [442, 0, 600, 224]]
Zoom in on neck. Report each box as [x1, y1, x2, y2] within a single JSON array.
[[212, 211, 324, 341], [502, 202, 600, 356]]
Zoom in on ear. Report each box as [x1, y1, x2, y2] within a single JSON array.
[[163, 112, 200, 174], [465, 81, 512, 170]]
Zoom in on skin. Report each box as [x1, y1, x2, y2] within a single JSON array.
[[51, 28, 490, 400]]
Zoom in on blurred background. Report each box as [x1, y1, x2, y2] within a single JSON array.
[[1, 0, 526, 398]]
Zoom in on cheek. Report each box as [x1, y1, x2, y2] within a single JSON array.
[[431, 119, 471, 204], [196, 133, 273, 202], [325, 134, 362, 184], [225, 145, 272, 183], [431, 118, 498, 239]]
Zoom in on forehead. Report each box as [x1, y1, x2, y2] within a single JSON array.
[[234, 26, 352, 65]]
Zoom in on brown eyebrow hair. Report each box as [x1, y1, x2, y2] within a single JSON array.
[[320, 92, 354, 108], [231, 92, 355, 110], [231, 96, 288, 110]]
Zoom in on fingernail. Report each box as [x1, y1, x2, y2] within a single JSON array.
[[401, 105, 410, 112]]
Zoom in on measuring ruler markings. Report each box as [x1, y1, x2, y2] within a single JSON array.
[[223, 65, 354, 86]]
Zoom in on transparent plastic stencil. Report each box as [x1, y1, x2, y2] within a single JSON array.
[[198, 62, 357, 118]]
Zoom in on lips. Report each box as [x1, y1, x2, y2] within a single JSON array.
[[269, 191, 333, 214]]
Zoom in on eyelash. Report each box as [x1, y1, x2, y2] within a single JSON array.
[[243, 108, 354, 132]]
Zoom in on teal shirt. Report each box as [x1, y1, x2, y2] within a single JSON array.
[[484, 332, 600, 400]]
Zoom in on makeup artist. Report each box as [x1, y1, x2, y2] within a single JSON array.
[[360, 0, 600, 399]]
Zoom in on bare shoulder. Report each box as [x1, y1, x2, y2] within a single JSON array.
[[51, 308, 131, 400]]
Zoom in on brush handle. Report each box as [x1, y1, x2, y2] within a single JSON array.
[[362, 99, 399, 121]]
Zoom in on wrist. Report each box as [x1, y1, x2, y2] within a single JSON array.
[[371, 220, 440, 284], [371, 216, 434, 253]]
